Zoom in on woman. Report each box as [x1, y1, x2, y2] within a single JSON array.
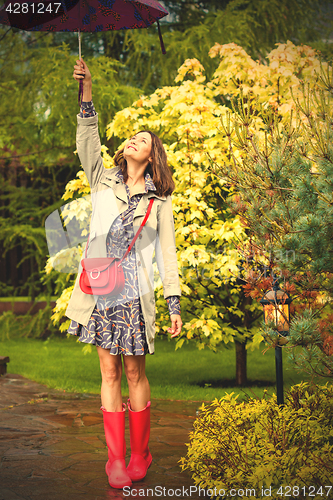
[[66, 59, 182, 490]]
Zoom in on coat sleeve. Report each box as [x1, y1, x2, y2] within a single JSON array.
[[155, 196, 181, 298], [76, 113, 104, 189]]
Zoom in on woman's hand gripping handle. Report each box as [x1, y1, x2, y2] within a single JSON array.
[[73, 58, 92, 102]]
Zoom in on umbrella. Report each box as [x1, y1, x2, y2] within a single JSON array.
[[0, 0, 169, 101]]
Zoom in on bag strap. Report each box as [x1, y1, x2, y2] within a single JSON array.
[[84, 198, 155, 260], [119, 198, 154, 264]]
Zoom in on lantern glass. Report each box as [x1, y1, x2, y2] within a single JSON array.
[[264, 303, 289, 332], [261, 287, 291, 333]]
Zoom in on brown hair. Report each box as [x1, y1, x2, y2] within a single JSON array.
[[113, 131, 175, 197]]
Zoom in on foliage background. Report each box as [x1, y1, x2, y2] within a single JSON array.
[[45, 36, 333, 383], [1, 1, 333, 381]]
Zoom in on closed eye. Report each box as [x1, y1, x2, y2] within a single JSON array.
[[130, 135, 148, 144], [130, 136, 146, 142]]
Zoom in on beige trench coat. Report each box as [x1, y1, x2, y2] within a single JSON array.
[[65, 113, 181, 354]]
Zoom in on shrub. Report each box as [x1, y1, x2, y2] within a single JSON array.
[[0, 307, 58, 340], [180, 382, 333, 500]]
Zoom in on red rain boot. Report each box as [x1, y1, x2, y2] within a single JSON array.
[[126, 399, 152, 481], [101, 403, 132, 489]]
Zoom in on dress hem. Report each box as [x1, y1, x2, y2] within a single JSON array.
[[68, 331, 154, 355]]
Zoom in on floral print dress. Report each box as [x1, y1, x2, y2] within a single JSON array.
[[67, 101, 180, 356]]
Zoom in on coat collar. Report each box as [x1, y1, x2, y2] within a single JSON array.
[[103, 166, 167, 201]]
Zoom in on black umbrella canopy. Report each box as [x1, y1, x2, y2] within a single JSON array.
[[0, 0, 168, 102], [0, 0, 168, 32]]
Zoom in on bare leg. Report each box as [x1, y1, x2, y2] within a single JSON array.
[[96, 346, 123, 412], [123, 355, 150, 411]]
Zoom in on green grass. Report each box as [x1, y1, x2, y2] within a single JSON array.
[[1, 335, 331, 402]]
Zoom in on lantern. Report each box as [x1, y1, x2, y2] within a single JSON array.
[[260, 277, 292, 406], [260, 280, 292, 333]]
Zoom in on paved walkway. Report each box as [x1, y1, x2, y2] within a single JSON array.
[[0, 374, 201, 500]]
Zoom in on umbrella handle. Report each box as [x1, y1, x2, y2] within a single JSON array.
[[78, 29, 83, 105], [78, 28, 81, 61], [78, 80, 83, 105]]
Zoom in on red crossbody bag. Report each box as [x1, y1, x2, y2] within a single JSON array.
[[79, 198, 154, 296]]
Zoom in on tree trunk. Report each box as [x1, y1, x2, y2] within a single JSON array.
[[235, 340, 247, 386]]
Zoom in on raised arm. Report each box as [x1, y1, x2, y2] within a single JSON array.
[[73, 59, 103, 189]]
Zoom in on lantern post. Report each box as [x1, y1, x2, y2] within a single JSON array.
[[260, 276, 292, 405]]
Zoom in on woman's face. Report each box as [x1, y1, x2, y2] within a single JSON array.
[[123, 132, 152, 165]]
